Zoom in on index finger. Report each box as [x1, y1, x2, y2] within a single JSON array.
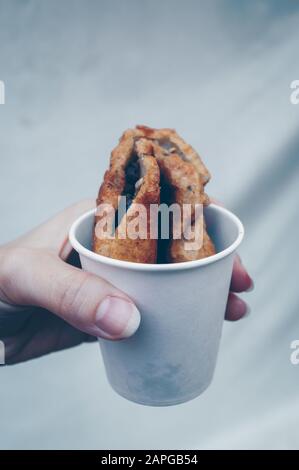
[[230, 255, 253, 293]]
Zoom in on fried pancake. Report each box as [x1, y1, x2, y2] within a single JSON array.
[[151, 140, 215, 262], [93, 126, 215, 264], [93, 132, 160, 263]]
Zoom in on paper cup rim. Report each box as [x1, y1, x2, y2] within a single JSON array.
[[69, 204, 244, 272]]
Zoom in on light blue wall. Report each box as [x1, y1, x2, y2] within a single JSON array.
[[0, 0, 299, 449]]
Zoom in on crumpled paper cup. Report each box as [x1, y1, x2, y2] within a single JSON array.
[[69, 204, 244, 406]]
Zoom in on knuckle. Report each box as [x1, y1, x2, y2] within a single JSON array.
[[0, 246, 44, 303], [58, 271, 93, 322], [0, 247, 30, 300]]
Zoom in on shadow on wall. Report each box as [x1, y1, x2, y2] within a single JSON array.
[[235, 130, 299, 224]]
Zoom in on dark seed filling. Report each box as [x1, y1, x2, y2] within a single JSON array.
[[158, 139, 174, 151], [114, 152, 141, 230], [115, 144, 185, 262], [123, 152, 140, 210], [157, 173, 174, 263], [158, 138, 185, 160]]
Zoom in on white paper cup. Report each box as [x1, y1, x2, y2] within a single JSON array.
[[69, 204, 244, 406]]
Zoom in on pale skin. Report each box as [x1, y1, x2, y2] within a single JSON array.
[[0, 200, 253, 365]]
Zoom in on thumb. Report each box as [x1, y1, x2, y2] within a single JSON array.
[[0, 248, 141, 340]]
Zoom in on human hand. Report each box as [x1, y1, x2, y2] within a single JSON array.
[[0, 200, 253, 365], [226, 254, 253, 321], [0, 200, 141, 364]]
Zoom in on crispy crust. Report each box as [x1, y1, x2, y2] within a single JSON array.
[[93, 126, 215, 264], [169, 221, 216, 263], [134, 125, 211, 184], [150, 141, 215, 262], [95, 130, 135, 212], [93, 133, 160, 263]]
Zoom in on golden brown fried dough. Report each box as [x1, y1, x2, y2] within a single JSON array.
[[135, 125, 211, 185], [93, 132, 160, 263], [151, 141, 215, 263], [93, 126, 215, 264]]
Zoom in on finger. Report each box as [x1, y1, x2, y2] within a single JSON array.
[[209, 201, 254, 292], [225, 292, 249, 321], [4, 311, 94, 365], [6, 199, 95, 259], [230, 255, 253, 293], [1, 249, 140, 340]]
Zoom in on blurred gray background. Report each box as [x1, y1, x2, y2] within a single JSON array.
[[1, 0, 299, 449]]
